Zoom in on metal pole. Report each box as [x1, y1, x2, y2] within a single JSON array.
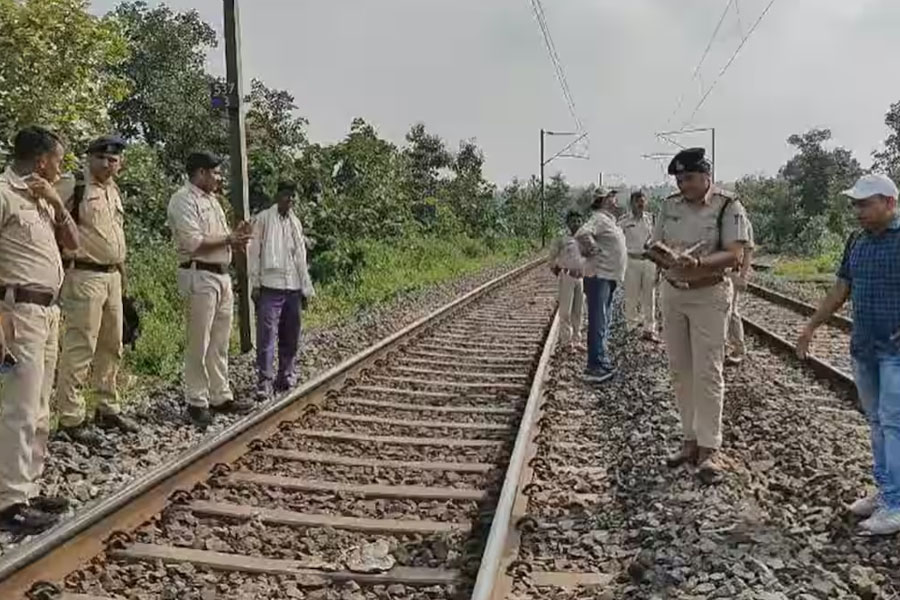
[[540, 129, 545, 248], [598, 172, 603, 187], [711, 127, 717, 183], [224, 0, 253, 352]]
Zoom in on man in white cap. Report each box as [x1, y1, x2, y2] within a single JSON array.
[[798, 173, 900, 535]]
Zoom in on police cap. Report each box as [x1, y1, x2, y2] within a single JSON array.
[[86, 135, 126, 156], [667, 147, 711, 176], [186, 151, 224, 175]]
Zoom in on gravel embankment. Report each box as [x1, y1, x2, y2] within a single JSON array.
[[509, 299, 890, 599]]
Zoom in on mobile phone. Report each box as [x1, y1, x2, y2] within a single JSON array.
[[0, 352, 16, 375]]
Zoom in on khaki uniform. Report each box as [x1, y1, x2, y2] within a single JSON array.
[[167, 183, 233, 409], [727, 220, 755, 358], [653, 187, 749, 449], [55, 174, 126, 427], [619, 211, 657, 333], [0, 167, 64, 511]]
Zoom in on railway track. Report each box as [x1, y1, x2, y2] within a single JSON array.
[[0, 259, 566, 600], [741, 282, 854, 390]]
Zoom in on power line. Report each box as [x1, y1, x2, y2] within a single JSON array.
[[529, 0, 586, 136], [682, 0, 779, 127], [665, 0, 735, 127]]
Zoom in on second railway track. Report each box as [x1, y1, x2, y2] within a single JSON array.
[[0, 259, 559, 600]]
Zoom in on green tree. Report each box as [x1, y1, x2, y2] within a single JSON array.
[[107, 1, 225, 176], [0, 0, 129, 150], [874, 100, 900, 182]]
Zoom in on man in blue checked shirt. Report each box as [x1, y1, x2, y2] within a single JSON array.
[[797, 173, 900, 536]]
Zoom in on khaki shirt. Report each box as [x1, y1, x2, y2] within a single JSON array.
[[652, 187, 750, 282], [167, 183, 232, 265], [618, 212, 654, 254], [0, 168, 64, 294], [57, 172, 126, 265], [574, 209, 627, 282]]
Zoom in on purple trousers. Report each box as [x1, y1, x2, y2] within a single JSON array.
[[255, 288, 302, 390]]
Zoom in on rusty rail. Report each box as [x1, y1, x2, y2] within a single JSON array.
[[0, 256, 548, 598]]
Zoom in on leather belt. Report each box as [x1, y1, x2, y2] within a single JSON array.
[[66, 260, 119, 273], [664, 275, 724, 290], [179, 261, 229, 275], [0, 286, 55, 307]]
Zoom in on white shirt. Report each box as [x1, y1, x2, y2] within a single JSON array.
[[574, 209, 627, 282], [248, 205, 315, 296], [618, 211, 654, 254]]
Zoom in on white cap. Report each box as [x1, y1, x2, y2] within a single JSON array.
[[842, 173, 899, 200]]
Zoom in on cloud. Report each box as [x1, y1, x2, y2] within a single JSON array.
[[90, 0, 900, 187]]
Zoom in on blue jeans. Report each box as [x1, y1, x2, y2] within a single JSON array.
[[584, 277, 616, 371], [853, 353, 900, 509]]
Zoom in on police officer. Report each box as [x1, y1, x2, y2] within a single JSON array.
[[167, 152, 253, 428], [652, 148, 749, 482], [55, 136, 138, 444], [619, 190, 658, 342], [0, 126, 80, 533]]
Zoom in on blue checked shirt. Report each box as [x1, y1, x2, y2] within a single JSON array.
[[837, 216, 900, 359]]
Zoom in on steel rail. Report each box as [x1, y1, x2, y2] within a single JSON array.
[[470, 311, 560, 600], [746, 282, 852, 332], [0, 256, 547, 597]]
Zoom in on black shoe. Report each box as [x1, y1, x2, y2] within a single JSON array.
[[583, 367, 615, 384], [0, 503, 58, 535], [29, 495, 70, 514], [274, 377, 296, 393], [254, 383, 272, 402], [186, 405, 213, 429], [56, 423, 103, 446], [96, 412, 140, 434], [211, 398, 256, 415]]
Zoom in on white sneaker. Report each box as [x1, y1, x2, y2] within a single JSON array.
[[849, 492, 882, 517], [859, 507, 900, 536]]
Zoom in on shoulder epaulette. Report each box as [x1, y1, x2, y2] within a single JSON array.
[[714, 188, 736, 199]]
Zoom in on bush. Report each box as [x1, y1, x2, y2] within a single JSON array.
[[124, 240, 184, 379]]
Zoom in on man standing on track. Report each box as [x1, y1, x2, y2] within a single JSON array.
[[248, 182, 315, 401], [797, 173, 900, 536], [619, 190, 659, 343], [0, 126, 79, 533], [167, 152, 254, 429], [549, 209, 585, 350], [575, 188, 627, 383], [653, 148, 749, 483], [725, 218, 755, 366], [55, 136, 138, 445]]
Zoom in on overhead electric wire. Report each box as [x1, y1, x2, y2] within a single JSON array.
[[529, 0, 586, 139], [682, 0, 779, 126], [665, 0, 736, 127]]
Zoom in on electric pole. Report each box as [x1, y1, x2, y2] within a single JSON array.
[[224, 0, 253, 352], [540, 129, 545, 248]]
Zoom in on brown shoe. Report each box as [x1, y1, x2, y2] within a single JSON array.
[[666, 440, 698, 468], [697, 447, 725, 484]]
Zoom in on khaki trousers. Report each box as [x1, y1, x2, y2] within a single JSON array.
[[624, 257, 656, 333], [661, 280, 732, 449], [727, 282, 746, 358], [0, 301, 59, 511], [56, 270, 123, 427], [557, 273, 584, 345], [177, 268, 233, 408]]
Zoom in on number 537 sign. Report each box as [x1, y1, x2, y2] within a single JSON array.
[[210, 81, 238, 109]]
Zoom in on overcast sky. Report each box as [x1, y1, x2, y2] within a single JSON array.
[[90, 0, 900, 188]]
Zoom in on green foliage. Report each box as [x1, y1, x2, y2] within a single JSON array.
[[739, 128, 863, 257], [0, 0, 130, 150], [306, 234, 531, 328], [108, 1, 225, 176], [772, 252, 841, 280], [124, 241, 183, 378], [874, 100, 900, 182]]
